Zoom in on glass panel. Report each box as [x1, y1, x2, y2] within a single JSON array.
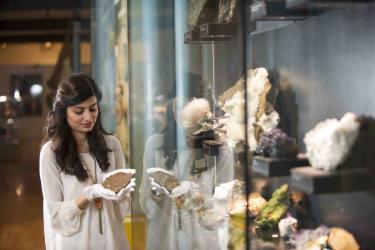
[[93, 0, 375, 249], [91, 0, 116, 132], [249, 1, 375, 250], [128, 0, 248, 249]]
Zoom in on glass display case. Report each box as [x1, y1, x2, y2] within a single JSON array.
[[92, 0, 375, 249], [0, 96, 19, 144]]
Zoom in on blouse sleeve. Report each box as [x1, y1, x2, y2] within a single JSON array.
[[110, 136, 130, 220], [39, 142, 84, 236], [216, 143, 234, 184], [139, 134, 162, 219]]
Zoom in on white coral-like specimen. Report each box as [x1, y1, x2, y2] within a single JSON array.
[[304, 112, 360, 172], [180, 98, 212, 134]]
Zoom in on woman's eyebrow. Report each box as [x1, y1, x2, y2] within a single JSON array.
[[73, 102, 97, 109]]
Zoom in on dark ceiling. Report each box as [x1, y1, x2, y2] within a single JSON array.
[[0, 0, 91, 43]]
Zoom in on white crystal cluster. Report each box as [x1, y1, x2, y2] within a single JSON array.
[[304, 112, 360, 172], [220, 91, 246, 146], [219, 68, 279, 149]]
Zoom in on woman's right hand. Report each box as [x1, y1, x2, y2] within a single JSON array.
[[150, 178, 170, 197], [83, 184, 118, 201]]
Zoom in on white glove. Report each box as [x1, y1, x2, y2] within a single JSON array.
[[150, 178, 170, 197], [83, 184, 118, 201], [213, 180, 237, 201], [170, 181, 199, 198], [116, 178, 136, 200]]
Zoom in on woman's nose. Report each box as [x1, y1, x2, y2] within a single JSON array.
[[83, 110, 93, 122]]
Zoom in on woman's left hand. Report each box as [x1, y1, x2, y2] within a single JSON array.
[[116, 178, 136, 200]]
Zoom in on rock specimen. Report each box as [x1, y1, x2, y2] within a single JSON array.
[[217, 0, 239, 24], [218, 68, 279, 149], [328, 227, 359, 250], [103, 172, 133, 193], [256, 128, 298, 157], [149, 170, 179, 192], [248, 192, 266, 217], [187, 0, 218, 30], [255, 184, 289, 230], [304, 113, 360, 172]]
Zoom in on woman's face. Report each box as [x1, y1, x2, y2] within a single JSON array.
[[66, 96, 98, 135]]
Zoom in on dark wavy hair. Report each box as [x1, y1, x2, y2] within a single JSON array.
[[42, 73, 111, 181]]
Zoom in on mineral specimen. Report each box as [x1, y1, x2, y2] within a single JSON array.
[[248, 192, 267, 217], [187, 0, 218, 30], [180, 98, 213, 135], [103, 172, 133, 193], [328, 227, 359, 250], [148, 169, 179, 192], [304, 113, 360, 172], [256, 128, 298, 158], [218, 68, 279, 149], [278, 215, 298, 238], [255, 184, 290, 230], [217, 0, 239, 24]]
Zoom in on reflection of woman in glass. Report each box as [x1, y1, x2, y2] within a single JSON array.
[[139, 73, 233, 250], [39, 73, 134, 250]]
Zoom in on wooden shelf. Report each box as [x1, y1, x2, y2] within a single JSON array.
[[290, 167, 374, 194], [253, 155, 309, 177], [251, 0, 322, 21], [286, 0, 374, 10], [184, 23, 237, 44]]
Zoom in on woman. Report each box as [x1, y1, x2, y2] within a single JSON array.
[[40, 73, 134, 250], [139, 73, 234, 250]]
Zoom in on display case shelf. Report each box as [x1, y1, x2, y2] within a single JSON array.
[[290, 166, 374, 194], [251, 0, 322, 21], [253, 155, 309, 177], [286, 0, 374, 10], [184, 23, 238, 44]]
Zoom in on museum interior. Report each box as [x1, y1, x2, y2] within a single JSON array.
[[0, 0, 374, 249]]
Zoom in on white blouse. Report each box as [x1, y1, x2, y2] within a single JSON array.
[[39, 135, 130, 250]]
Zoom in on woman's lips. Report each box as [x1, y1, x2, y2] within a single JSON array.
[[82, 123, 93, 128]]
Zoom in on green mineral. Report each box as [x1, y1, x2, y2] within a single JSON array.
[[255, 184, 289, 230]]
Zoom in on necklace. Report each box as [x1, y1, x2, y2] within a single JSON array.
[[80, 153, 104, 234]]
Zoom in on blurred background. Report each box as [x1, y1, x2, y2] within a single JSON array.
[[0, 0, 91, 249]]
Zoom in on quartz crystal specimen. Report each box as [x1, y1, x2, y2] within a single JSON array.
[[256, 128, 298, 157], [103, 172, 133, 193], [218, 68, 279, 149], [304, 113, 360, 172]]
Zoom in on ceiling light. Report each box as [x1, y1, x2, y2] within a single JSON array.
[[0, 96, 8, 102], [14, 90, 21, 101], [44, 41, 53, 48], [30, 84, 43, 97]]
